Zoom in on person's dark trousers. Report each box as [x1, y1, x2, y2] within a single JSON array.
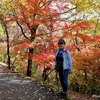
[[59, 69, 69, 93]]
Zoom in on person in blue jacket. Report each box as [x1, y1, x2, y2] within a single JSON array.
[[55, 38, 72, 97]]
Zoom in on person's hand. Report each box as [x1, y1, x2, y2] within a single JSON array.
[[54, 67, 58, 71], [69, 71, 72, 74]]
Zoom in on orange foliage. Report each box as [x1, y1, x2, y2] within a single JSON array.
[[30, 51, 55, 69], [2, 0, 100, 80], [75, 34, 93, 42], [72, 21, 94, 31], [20, 65, 27, 74], [73, 47, 100, 76], [14, 42, 34, 53]]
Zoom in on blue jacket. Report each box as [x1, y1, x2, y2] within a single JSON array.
[[55, 48, 72, 71]]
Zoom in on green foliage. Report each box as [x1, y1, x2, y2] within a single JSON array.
[[0, 23, 5, 36]]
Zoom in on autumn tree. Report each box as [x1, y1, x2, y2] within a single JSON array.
[[68, 0, 100, 95], [0, 0, 14, 69], [1, 0, 76, 76]]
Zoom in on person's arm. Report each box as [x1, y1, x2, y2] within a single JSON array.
[[54, 50, 58, 70], [54, 59, 57, 69], [67, 51, 72, 72]]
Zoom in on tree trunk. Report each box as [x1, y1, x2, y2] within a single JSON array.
[[4, 24, 11, 69], [26, 25, 37, 76], [27, 48, 34, 76]]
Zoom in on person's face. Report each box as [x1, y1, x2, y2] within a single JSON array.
[[58, 43, 65, 49]]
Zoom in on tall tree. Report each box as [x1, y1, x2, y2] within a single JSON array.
[[11, 0, 74, 76]]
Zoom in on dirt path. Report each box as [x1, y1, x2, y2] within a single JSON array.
[[0, 62, 98, 100], [0, 63, 98, 100], [0, 73, 62, 100], [0, 73, 98, 100]]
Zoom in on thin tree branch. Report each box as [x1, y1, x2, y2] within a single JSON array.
[[12, 9, 30, 40]]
